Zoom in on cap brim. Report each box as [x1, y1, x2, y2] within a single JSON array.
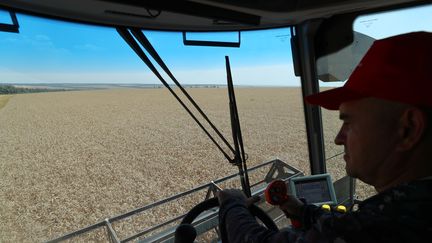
[[305, 87, 366, 110]]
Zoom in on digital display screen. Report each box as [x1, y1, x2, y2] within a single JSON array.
[[294, 178, 332, 204]]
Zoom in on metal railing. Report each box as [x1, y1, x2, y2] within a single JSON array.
[[46, 159, 303, 243]]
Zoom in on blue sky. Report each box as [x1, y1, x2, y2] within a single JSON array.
[[354, 5, 432, 39], [0, 4, 431, 86], [0, 12, 295, 86]]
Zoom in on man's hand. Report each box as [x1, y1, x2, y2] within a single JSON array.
[[216, 189, 261, 207], [278, 195, 304, 218]]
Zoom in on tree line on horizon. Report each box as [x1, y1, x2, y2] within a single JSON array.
[[0, 85, 65, 94]]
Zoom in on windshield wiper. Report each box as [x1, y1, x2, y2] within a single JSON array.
[[117, 27, 252, 195], [225, 56, 251, 196]]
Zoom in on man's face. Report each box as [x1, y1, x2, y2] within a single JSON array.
[[334, 98, 401, 184]]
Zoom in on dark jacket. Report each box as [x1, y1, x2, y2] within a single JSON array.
[[219, 179, 432, 243]]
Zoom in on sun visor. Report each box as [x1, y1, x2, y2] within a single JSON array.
[[317, 31, 375, 82]]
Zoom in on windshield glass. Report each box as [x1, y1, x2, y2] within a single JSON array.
[[0, 12, 306, 241]]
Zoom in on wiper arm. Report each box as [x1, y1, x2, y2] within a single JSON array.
[[226, 56, 251, 197], [130, 28, 235, 155], [117, 27, 234, 162]]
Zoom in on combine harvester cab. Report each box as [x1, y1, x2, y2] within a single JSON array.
[[0, 0, 431, 242]]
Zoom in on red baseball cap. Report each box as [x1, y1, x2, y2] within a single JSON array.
[[305, 31, 432, 110]]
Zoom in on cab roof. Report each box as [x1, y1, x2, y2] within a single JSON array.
[[0, 0, 427, 31]]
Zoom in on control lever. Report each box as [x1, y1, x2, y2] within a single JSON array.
[[264, 180, 302, 228]]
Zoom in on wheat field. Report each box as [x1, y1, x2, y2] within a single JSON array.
[[0, 88, 374, 242]]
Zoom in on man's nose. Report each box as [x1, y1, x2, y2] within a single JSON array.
[[334, 129, 345, 145]]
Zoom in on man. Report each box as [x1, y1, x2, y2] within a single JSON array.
[[217, 31, 432, 242]]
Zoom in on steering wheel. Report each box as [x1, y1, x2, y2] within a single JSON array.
[[174, 197, 279, 243]]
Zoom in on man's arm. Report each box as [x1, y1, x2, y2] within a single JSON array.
[[218, 189, 294, 242], [217, 189, 356, 243]]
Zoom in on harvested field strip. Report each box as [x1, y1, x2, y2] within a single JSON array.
[[0, 95, 12, 110]]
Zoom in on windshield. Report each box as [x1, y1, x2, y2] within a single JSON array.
[[0, 11, 306, 242]]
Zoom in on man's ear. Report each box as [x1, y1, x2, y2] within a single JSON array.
[[397, 108, 427, 151]]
